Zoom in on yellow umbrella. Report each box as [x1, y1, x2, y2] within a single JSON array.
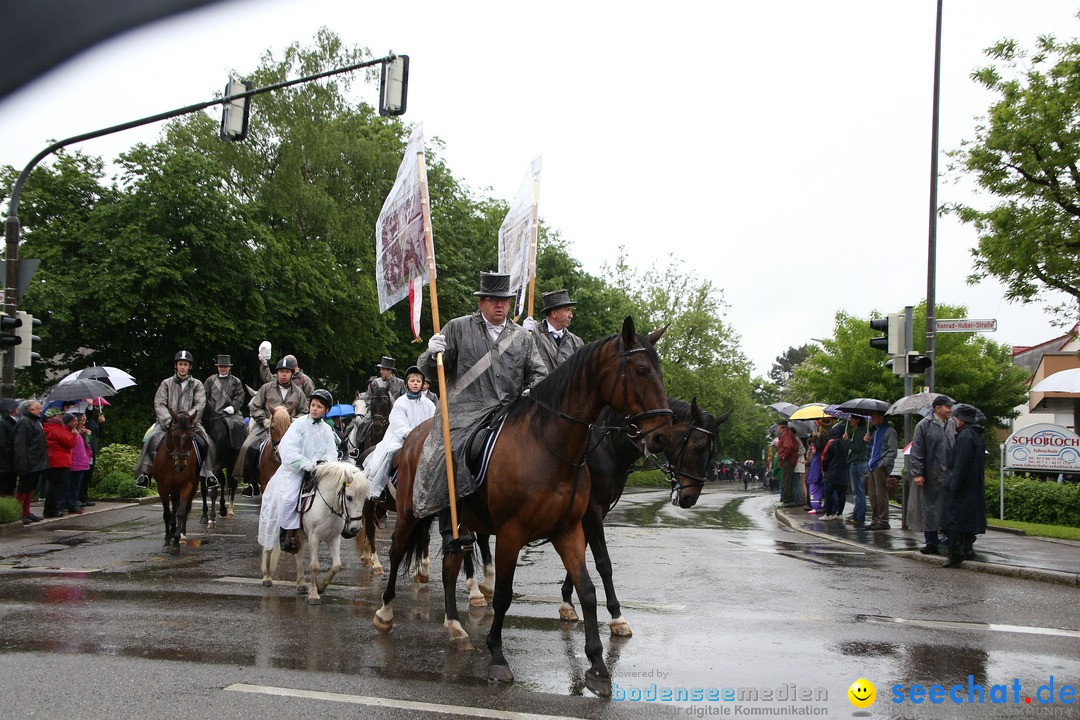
[[788, 403, 829, 420]]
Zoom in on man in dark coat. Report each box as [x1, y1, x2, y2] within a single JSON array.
[[524, 289, 585, 372], [941, 403, 987, 568], [0, 397, 19, 496], [909, 395, 957, 554]]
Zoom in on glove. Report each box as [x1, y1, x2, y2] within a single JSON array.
[[522, 316, 537, 332], [224, 406, 235, 415], [262, 418, 272, 429], [301, 461, 317, 473], [427, 333, 446, 354], [258, 341, 272, 362]]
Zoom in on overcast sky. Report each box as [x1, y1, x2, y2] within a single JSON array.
[[1, 0, 1076, 376]]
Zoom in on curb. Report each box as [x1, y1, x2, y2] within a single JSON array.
[[775, 508, 1080, 587]]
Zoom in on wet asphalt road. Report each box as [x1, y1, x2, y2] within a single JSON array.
[[0, 485, 1078, 719]]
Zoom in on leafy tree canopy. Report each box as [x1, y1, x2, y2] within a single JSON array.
[[949, 27, 1080, 326]]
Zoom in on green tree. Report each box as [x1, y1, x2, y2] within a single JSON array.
[[787, 302, 1029, 428], [949, 29, 1080, 324], [769, 344, 820, 397], [604, 250, 769, 460]]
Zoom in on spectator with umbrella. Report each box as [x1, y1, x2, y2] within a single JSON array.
[[42, 409, 77, 518], [941, 403, 987, 567], [866, 410, 898, 530]]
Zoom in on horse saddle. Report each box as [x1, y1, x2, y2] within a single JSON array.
[[297, 469, 318, 514], [192, 433, 208, 465], [464, 404, 510, 480]]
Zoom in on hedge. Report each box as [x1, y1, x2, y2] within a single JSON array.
[[986, 475, 1080, 528]]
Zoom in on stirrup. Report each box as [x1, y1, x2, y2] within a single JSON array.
[[135, 474, 151, 489], [204, 475, 219, 490], [443, 531, 475, 555], [241, 483, 257, 498]]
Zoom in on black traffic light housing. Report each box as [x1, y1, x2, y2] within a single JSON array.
[[0, 314, 22, 348], [869, 313, 905, 355], [907, 353, 932, 375]]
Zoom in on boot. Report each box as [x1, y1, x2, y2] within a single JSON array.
[[280, 528, 298, 554], [942, 538, 964, 568], [438, 509, 474, 555]]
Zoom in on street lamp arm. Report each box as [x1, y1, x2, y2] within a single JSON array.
[[5, 53, 398, 215]]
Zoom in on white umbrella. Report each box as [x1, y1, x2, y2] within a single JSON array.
[[61, 365, 136, 390], [1030, 368, 1080, 394], [887, 392, 945, 416]]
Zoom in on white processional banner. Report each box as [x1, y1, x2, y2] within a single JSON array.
[[497, 156, 541, 315]]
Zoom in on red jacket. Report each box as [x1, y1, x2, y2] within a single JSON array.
[[777, 426, 799, 463], [43, 417, 76, 469]]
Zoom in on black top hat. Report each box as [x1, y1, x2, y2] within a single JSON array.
[[215, 354, 232, 367], [540, 289, 577, 314], [376, 356, 396, 370], [472, 272, 517, 299]]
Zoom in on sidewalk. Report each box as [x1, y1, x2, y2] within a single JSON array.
[[775, 500, 1080, 587], [0, 497, 149, 536]]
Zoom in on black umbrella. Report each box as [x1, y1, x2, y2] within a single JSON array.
[[836, 397, 890, 416], [41, 378, 117, 403]]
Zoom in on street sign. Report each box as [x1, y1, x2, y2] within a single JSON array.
[[935, 318, 997, 333]]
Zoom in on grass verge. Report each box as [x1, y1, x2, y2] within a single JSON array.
[[988, 519, 1080, 542]]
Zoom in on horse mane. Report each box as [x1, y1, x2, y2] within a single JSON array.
[[270, 405, 292, 436], [505, 331, 661, 433], [315, 460, 366, 490]]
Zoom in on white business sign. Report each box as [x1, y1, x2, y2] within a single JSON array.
[[1003, 423, 1080, 472], [935, 318, 997, 333]]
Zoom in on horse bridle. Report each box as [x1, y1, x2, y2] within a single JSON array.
[[657, 420, 717, 501], [165, 425, 195, 471]]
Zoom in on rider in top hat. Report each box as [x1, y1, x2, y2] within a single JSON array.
[[416, 271, 547, 546], [522, 288, 584, 372], [234, 356, 309, 484], [204, 354, 247, 458], [134, 350, 216, 488]]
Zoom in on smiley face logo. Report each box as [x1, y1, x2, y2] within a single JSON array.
[[847, 678, 876, 708]]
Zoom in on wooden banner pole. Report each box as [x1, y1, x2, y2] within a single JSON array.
[[417, 149, 461, 540]]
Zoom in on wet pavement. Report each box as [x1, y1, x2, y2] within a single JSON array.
[[773, 494, 1080, 585], [0, 486, 1078, 719]]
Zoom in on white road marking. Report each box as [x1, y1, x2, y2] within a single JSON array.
[[225, 683, 585, 720], [861, 614, 1080, 638], [515, 594, 686, 612], [0, 565, 102, 574]]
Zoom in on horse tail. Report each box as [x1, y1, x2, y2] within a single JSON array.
[[402, 514, 434, 578]]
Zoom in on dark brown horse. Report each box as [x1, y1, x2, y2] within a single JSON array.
[[342, 392, 391, 464], [557, 397, 730, 635], [373, 317, 671, 697], [152, 409, 201, 555]]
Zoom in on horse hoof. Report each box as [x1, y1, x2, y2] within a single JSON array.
[[360, 555, 371, 566], [162, 543, 171, 554], [307, 596, 321, 605], [584, 669, 612, 698], [417, 572, 429, 584], [373, 615, 393, 633], [296, 585, 308, 595], [372, 566, 384, 576], [199, 516, 208, 525], [168, 545, 180, 556], [226, 511, 235, 519], [478, 582, 494, 598], [469, 595, 488, 608], [453, 637, 474, 652], [609, 620, 633, 637], [207, 520, 216, 529], [488, 664, 514, 684], [262, 579, 273, 587], [559, 607, 579, 623]]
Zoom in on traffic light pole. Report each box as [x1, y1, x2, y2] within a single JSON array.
[[923, 0, 943, 393], [2, 53, 402, 399]]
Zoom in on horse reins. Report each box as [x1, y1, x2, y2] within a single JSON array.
[[657, 421, 717, 501]]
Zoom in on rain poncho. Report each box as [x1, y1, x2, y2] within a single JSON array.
[[363, 392, 436, 499], [413, 312, 547, 518], [134, 374, 214, 478], [257, 414, 338, 551], [907, 413, 956, 532], [529, 318, 584, 373]]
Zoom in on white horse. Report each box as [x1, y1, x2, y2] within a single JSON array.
[[261, 461, 367, 604]]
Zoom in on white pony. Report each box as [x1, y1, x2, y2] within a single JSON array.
[[261, 461, 367, 604]]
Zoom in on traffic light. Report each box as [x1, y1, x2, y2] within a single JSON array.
[[379, 54, 409, 116], [907, 352, 932, 375], [0, 313, 22, 349], [869, 313, 905, 355], [220, 76, 252, 142], [14, 310, 40, 368]]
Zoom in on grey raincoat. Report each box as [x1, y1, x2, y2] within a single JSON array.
[[530, 318, 584, 373], [413, 312, 548, 518], [134, 374, 214, 478], [907, 413, 956, 532]]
